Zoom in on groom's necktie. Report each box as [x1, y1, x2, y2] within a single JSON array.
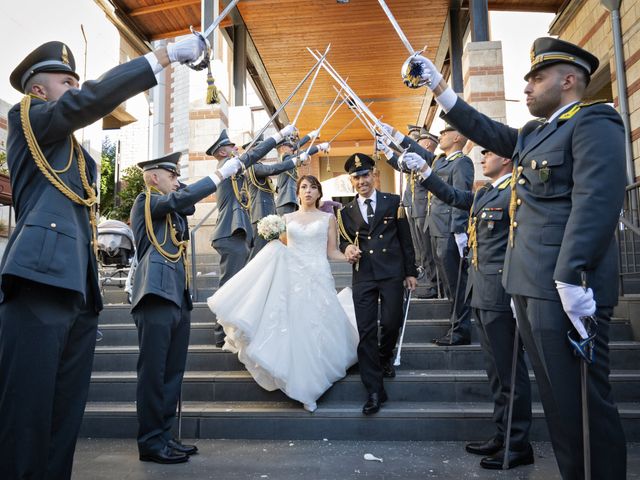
[[364, 199, 374, 224]]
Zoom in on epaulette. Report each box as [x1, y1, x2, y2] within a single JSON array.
[[497, 177, 513, 190], [558, 100, 608, 122]]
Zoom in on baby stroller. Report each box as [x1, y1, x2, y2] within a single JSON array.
[[97, 219, 136, 301]]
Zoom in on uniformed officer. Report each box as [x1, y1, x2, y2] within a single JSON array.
[[405, 149, 533, 470], [130, 152, 242, 464], [207, 125, 296, 346], [379, 125, 440, 298], [275, 131, 328, 215], [410, 37, 626, 478], [0, 37, 205, 479], [422, 125, 474, 345], [246, 136, 329, 258], [337, 153, 418, 415]]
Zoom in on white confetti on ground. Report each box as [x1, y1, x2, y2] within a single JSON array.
[[364, 453, 383, 463]]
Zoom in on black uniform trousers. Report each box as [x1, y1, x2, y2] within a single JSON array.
[[474, 308, 531, 449], [276, 203, 297, 216], [211, 231, 251, 344], [352, 277, 404, 395], [134, 293, 191, 454], [418, 220, 438, 292], [434, 234, 471, 338], [249, 223, 267, 260], [0, 279, 98, 480], [513, 295, 626, 479]]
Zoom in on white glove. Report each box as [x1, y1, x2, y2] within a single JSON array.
[[403, 152, 426, 172], [167, 35, 207, 64], [510, 298, 517, 320], [408, 54, 443, 89], [308, 129, 320, 140], [380, 122, 405, 145], [279, 124, 297, 138], [217, 157, 243, 180], [454, 232, 468, 257], [375, 135, 391, 154], [317, 142, 330, 153], [556, 281, 596, 339], [295, 152, 310, 165]]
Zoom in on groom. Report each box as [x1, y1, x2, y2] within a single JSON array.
[[338, 153, 418, 414]]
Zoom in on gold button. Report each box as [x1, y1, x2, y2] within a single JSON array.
[[531, 160, 537, 170], [518, 179, 526, 185], [517, 198, 522, 205], [513, 221, 518, 227], [369, 250, 374, 254], [383, 221, 387, 224], [517, 166, 524, 173], [50, 223, 56, 228], [382, 248, 387, 252], [367, 236, 371, 240], [481, 212, 487, 218], [379, 234, 383, 239], [542, 160, 548, 166]]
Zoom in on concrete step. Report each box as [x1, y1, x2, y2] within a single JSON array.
[[96, 317, 635, 347], [91, 341, 640, 372], [80, 400, 640, 441], [96, 300, 454, 325], [88, 369, 640, 404]]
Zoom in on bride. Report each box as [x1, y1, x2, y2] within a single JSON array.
[[207, 175, 359, 412]]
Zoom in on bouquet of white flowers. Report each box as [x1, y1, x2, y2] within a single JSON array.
[[257, 214, 286, 241]]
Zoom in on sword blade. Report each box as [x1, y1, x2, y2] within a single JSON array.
[[203, 0, 240, 38], [243, 46, 330, 154], [377, 0, 414, 55]]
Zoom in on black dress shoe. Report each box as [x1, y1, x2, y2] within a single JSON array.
[[465, 437, 503, 456], [139, 445, 189, 464], [382, 362, 396, 378], [480, 444, 534, 470], [433, 332, 470, 346], [421, 288, 438, 299], [362, 391, 388, 415], [168, 439, 198, 456]]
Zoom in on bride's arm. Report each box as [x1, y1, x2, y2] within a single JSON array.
[[279, 214, 288, 245], [327, 216, 348, 261]]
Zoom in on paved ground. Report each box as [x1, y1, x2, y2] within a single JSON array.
[[72, 439, 640, 479]]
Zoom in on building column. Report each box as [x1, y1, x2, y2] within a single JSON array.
[[233, 24, 247, 107], [461, 41, 507, 185]]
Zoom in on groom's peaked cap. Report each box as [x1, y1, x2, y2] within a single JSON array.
[[344, 153, 375, 177]]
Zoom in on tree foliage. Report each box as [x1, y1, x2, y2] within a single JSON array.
[[112, 165, 145, 222], [99, 138, 145, 222]]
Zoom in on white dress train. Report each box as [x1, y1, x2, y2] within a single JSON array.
[[207, 212, 358, 410]]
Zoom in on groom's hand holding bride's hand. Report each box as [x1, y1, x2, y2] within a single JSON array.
[[344, 244, 361, 264], [404, 276, 418, 291]]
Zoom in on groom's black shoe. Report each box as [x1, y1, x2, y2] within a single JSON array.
[[382, 362, 396, 378], [168, 439, 198, 456], [362, 391, 388, 415]]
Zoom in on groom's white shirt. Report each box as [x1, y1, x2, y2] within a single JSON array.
[[356, 190, 377, 224]]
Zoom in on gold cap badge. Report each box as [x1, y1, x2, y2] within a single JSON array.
[[354, 155, 362, 168], [61, 45, 69, 66]]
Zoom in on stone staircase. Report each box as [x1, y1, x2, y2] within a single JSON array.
[[85, 260, 640, 442]]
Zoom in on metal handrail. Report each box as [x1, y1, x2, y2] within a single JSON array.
[[190, 203, 217, 302], [618, 182, 640, 296]]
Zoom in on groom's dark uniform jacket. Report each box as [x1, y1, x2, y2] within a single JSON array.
[[338, 192, 417, 282]]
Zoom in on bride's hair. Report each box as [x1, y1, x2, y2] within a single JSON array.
[[296, 175, 323, 208]]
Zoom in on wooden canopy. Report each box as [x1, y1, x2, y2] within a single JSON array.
[[109, 0, 564, 152]]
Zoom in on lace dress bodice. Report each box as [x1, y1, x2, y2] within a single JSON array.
[[285, 212, 333, 284]]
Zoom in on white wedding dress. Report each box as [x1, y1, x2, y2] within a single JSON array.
[[207, 211, 359, 411]]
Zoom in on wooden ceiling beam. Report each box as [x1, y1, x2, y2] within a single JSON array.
[[129, 0, 200, 17], [149, 17, 232, 41]]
